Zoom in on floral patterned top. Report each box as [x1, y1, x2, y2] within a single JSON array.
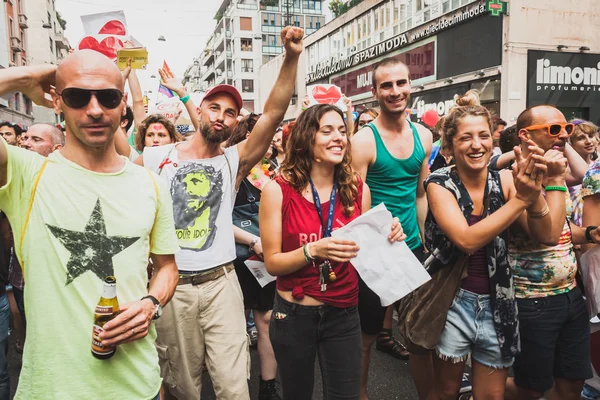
[[509, 192, 577, 299], [569, 184, 584, 227], [425, 166, 519, 359], [582, 161, 600, 200]]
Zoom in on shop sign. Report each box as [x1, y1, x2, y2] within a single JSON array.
[[330, 42, 435, 97], [409, 83, 469, 122], [306, 0, 486, 84], [527, 50, 600, 106]]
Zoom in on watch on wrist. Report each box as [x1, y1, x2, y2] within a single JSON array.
[[585, 226, 598, 244], [141, 295, 163, 320]]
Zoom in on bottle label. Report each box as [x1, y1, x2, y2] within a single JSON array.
[[91, 324, 113, 356], [95, 305, 113, 315]]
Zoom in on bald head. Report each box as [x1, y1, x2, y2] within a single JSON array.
[[56, 50, 124, 91], [23, 123, 65, 157]]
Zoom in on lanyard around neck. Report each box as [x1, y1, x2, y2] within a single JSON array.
[[308, 178, 337, 238]]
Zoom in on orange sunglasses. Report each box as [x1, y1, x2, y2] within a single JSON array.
[[522, 123, 574, 137]]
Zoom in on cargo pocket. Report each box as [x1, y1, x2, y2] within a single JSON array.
[[155, 342, 177, 390]]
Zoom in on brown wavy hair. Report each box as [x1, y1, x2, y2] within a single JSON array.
[[136, 114, 183, 152], [279, 104, 359, 217], [442, 93, 492, 150]]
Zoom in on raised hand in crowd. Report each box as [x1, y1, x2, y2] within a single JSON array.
[[512, 144, 547, 205], [342, 95, 355, 135], [158, 66, 199, 132], [236, 26, 304, 188], [0, 64, 57, 109]]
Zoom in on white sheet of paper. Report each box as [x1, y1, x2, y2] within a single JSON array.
[[331, 203, 431, 306], [245, 259, 276, 288]]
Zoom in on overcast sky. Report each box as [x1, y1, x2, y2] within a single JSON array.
[[56, 0, 332, 104]]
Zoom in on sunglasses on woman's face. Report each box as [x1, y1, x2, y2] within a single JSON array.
[[57, 88, 124, 110], [523, 123, 574, 137]]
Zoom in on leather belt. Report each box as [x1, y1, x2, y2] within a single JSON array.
[[177, 264, 234, 286]]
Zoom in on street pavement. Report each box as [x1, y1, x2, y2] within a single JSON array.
[[6, 323, 420, 399]]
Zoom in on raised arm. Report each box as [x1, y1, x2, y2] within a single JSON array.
[[0, 64, 56, 185], [564, 142, 588, 185], [236, 26, 304, 187], [158, 67, 199, 133], [342, 95, 354, 136], [128, 69, 147, 129]]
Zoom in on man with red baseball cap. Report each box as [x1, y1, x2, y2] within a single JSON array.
[[136, 26, 304, 400], [202, 84, 244, 112]]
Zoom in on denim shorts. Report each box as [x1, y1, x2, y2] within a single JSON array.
[[436, 288, 513, 369]]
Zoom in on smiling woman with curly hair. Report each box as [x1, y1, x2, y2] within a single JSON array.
[[258, 104, 407, 399]]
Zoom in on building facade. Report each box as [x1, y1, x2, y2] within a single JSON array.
[[0, 0, 34, 128], [259, 0, 600, 126], [24, 0, 70, 124], [185, 0, 325, 112]]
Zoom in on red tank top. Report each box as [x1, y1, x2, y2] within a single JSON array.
[[276, 176, 362, 308]]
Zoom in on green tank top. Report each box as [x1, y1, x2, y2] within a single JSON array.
[[365, 121, 425, 250]]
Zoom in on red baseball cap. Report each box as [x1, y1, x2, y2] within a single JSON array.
[[202, 84, 243, 112]]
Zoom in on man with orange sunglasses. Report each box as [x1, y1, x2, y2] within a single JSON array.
[[504, 104, 597, 400]]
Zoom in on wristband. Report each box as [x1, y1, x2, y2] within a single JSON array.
[[544, 185, 567, 192], [586, 226, 598, 244], [180, 94, 190, 104]]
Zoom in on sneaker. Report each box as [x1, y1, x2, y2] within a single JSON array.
[[247, 326, 258, 347], [459, 373, 472, 394]]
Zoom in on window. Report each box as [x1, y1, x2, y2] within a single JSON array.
[[20, 30, 24, 49], [241, 59, 253, 72], [49, 38, 53, 52], [13, 93, 20, 111], [303, 0, 321, 10], [242, 79, 254, 92], [243, 100, 254, 112], [8, 18, 13, 36], [266, 34, 277, 46], [47, 12, 51, 24], [241, 38, 253, 51], [239, 17, 252, 31]]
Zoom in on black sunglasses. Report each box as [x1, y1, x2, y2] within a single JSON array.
[[57, 88, 123, 109]]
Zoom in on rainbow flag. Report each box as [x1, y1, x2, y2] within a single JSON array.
[[158, 60, 175, 98]]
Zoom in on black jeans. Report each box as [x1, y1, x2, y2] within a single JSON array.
[[514, 286, 592, 393], [269, 294, 361, 400]]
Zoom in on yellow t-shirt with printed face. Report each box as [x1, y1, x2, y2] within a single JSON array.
[[0, 141, 179, 399]]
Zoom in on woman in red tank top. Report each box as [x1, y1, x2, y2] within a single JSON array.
[[259, 104, 406, 400]]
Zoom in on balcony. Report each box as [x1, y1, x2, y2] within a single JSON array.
[[10, 37, 22, 52], [54, 31, 68, 49], [241, 66, 254, 73], [18, 14, 28, 29], [262, 46, 283, 54]]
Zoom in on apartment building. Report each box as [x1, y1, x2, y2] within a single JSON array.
[[185, 0, 325, 112], [24, 0, 70, 124], [0, 0, 34, 127]]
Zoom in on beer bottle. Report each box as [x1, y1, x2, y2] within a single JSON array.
[[91, 276, 120, 360]]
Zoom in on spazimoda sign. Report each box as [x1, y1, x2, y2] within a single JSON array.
[[305, 0, 487, 84]]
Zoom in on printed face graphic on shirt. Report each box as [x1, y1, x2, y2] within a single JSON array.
[[170, 162, 223, 251], [46, 199, 140, 285]]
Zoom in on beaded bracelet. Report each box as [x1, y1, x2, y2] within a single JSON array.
[[545, 185, 567, 192]]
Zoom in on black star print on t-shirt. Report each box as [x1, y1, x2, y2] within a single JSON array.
[[47, 199, 140, 285]]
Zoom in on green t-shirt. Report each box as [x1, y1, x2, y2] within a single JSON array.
[[0, 141, 179, 399]]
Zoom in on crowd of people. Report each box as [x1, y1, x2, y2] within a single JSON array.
[[0, 24, 596, 400]]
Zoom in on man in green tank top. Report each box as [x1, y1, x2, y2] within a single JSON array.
[[351, 57, 433, 400]]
